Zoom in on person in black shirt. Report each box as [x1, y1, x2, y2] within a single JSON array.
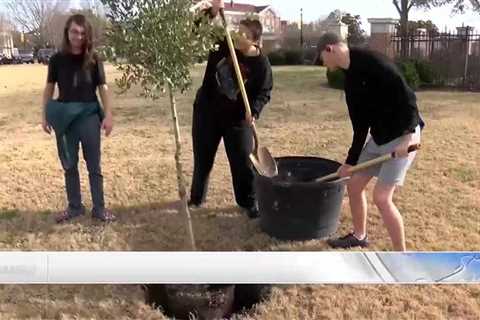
[[42, 14, 115, 223], [189, 2, 273, 218], [317, 33, 424, 251]]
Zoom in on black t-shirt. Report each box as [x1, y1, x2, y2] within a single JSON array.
[[47, 52, 106, 103]]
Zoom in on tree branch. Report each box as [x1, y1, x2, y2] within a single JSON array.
[[407, 0, 416, 11], [393, 0, 403, 14]]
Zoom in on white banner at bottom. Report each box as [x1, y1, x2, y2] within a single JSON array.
[[0, 252, 478, 284]]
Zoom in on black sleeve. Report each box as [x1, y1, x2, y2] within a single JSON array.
[[95, 60, 106, 86], [201, 40, 227, 96], [391, 72, 420, 133], [47, 54, 58, 83], [375, 58, 420, 134], [250, 56, 273, 119], [345, 100, 369, 166]]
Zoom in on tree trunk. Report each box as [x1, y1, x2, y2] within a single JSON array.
[[400, 0, 409, 58], [167, 84, 196, 251]]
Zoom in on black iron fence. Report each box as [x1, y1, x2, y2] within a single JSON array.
[[391, 32, 480, 90]]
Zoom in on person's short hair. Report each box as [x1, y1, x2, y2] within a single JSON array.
[[239, 19, 263, 42], [316, 32, 343, 53]]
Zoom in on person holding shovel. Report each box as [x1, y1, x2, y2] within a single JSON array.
[[189, 0, 273, 218], [41, 14, 115, 223], [316, 33, 424, 251]]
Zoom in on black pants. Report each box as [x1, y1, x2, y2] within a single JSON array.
[[190, 103, 255, 209], [55, 114, 104, 214]]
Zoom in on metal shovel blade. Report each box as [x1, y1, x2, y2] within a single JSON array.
[[250, 147, 278, 178]]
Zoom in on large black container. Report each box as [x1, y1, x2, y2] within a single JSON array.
[[256, 156, 346, 241]]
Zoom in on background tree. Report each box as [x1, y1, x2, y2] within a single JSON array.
[[392, 0, 480, 56], [0, 12, 13, 33], [5, 0, 71, 48], [396, 19, 439, 35], [341, 13, 366, 46]]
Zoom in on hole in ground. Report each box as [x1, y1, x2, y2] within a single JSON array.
[[143, 284, 272, 319]]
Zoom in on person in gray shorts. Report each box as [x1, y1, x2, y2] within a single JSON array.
[[316, 33, 424, 251]]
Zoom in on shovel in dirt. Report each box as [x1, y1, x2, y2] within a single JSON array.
[[219, 9, 278, 178], [312, 144, 421, 184]]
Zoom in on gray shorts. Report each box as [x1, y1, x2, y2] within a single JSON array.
[[356, 126, 421, 186]]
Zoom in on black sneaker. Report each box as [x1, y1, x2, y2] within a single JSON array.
[[242, 205, 259, 219], [327, 232, 369, 249]]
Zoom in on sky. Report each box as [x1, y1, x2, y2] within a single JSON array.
[[2, 0, 479, 34], [238, 0, 480, 34]]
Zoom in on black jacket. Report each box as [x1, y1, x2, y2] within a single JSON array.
[[195, 40, 273, 125], [344, 48, 424, 165]]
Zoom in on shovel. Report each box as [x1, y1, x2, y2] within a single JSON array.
[[312, 144, 421, 183], [218, 9, 278, 178]]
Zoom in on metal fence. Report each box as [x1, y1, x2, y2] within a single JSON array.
[[391, 31, 480, 90]]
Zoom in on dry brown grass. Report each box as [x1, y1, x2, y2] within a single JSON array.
[[0, 64, 479, 319], [0, 284, 479, 320]]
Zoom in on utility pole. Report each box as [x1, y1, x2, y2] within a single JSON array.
[[300, 8, 304, 47], [21, 26, 25, 50]]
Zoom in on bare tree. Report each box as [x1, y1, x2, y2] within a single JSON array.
[[0, 12, 14, 33], [78, 0, 106, 16], [393, 0, 480, 56], [5, 0, 71, 47], [49, 12, 70, 48], [450, 0, 480, 12]]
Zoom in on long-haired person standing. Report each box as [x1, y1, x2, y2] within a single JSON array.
[[42, 14, 115, 223]]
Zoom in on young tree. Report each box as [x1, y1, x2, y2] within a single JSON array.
[[100, 0, 221, 250]]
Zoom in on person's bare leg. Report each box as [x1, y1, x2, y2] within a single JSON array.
[[373, 181, 405, 251], [347, 174, 373, 239]]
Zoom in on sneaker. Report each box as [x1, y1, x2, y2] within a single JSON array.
[[241, 205, 259, 219], [327, 232, 369, 249], [187, 199, 202, 209], [55, 206, 85, 223], [92, 209, 116, 222]]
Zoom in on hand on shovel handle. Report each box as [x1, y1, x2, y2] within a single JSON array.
[[392, 143, 420, 158], [242, 113, 255, 127]]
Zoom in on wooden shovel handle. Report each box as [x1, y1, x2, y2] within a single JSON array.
[[314, 144, 421, 183], [219, 9, 258, 154], [219, 9, 252, 120], [392, 143, 421, 157]]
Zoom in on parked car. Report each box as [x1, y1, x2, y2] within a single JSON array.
[[37, 48, 56, 64], [18, 50, 35, 64], [0, 53, 16, 65]]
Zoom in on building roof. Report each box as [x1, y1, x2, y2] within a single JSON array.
[[193, 1, 271, 13], [224, 2, 270, 13]]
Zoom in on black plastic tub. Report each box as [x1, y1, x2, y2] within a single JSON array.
[[256, 156, 346, 241]]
